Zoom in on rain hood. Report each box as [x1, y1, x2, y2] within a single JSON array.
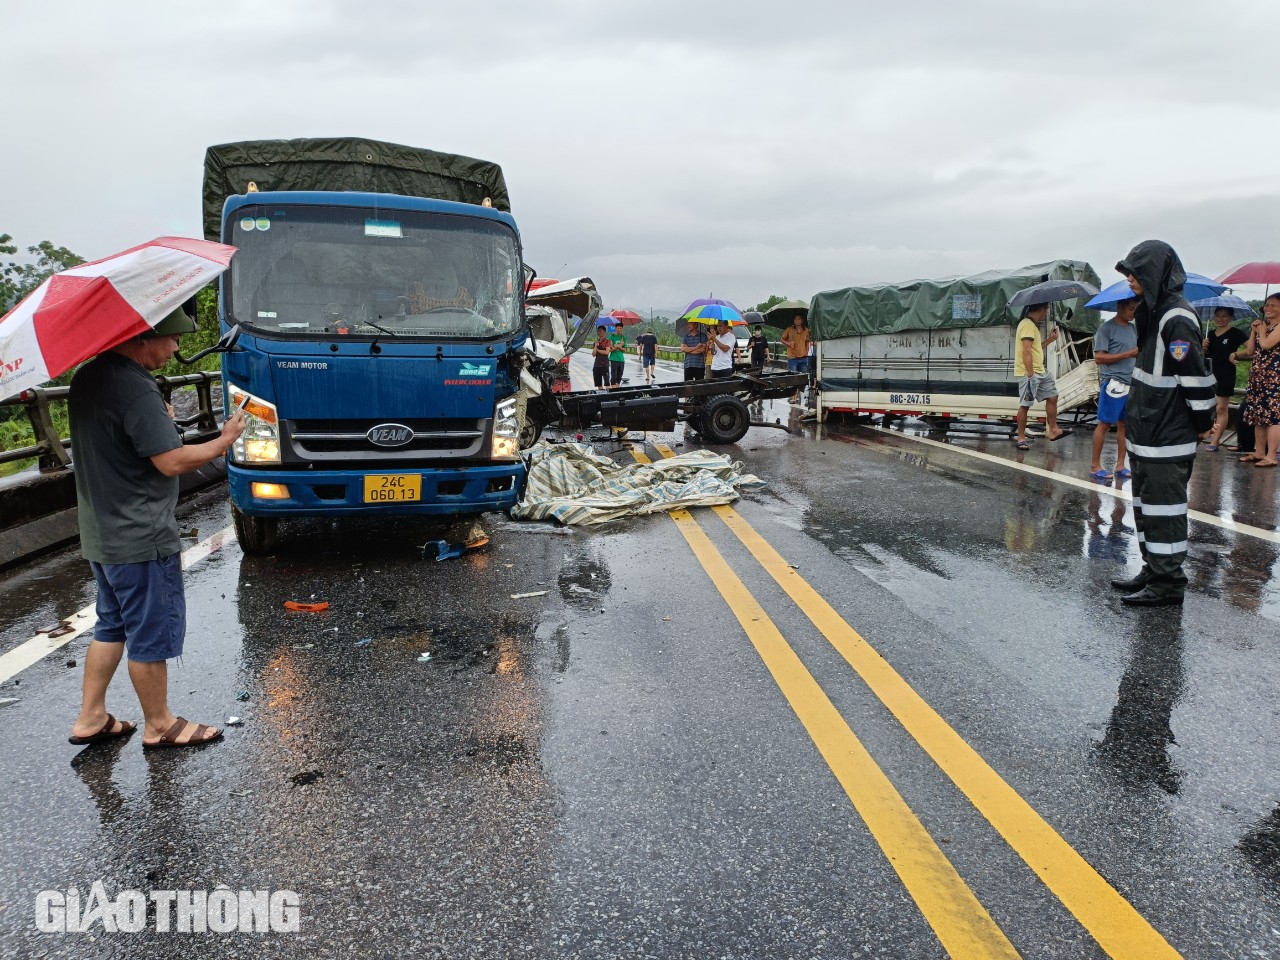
[[1114, 240, 1188, 338], [203, 138, 510, 241], [809, 260, 1103, 341]]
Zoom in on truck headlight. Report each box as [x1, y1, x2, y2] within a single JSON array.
[[491, 394, 520, 460], [228, 386, 281, 465]]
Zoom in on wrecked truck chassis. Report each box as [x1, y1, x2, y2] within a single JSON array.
[[550, 372, 809, 445]]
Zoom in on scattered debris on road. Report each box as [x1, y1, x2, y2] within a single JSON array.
[[510, 591, 549, 599], [284, 600, 330, 612]]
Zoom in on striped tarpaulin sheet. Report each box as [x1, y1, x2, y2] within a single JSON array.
[[512, 442, 764, 526]]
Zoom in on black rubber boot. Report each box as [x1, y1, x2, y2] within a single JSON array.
[[1110, 575, 1149, 592], [1120, 586, 1184, 607]]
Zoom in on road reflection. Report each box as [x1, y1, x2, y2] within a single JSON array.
[[1094, 608, 1186, 795]]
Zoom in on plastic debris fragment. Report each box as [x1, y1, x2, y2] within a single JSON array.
[[422, 540, 466, 561], [510, 591, 549, 599], [284, 600, 330, 612], [235, 691, 250, 702], [354, 638, 373, 647], [225, 716, 243, 727]]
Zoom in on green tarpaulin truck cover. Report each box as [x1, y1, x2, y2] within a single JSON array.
[[809, 260, 1103, 341], [202, 138, 511, 241]]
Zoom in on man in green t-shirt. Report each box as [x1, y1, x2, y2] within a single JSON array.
[[67, 308, 245, 751], [608, 330, 626, 389]]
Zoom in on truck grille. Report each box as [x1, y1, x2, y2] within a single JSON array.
[[285, 418, 487, 461]]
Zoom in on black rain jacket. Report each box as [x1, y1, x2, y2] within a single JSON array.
[[1115, 240, 1215, 463]]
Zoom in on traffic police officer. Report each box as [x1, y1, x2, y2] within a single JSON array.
[[1110, 240, 1216, 606]]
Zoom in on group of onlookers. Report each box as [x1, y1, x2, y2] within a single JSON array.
[[1088, 292, 1280, 476]]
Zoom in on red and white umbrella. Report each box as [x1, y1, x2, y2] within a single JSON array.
[[1216, 262, 1280, 285], [0, 236, 235, 400]]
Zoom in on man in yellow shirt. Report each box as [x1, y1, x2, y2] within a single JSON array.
[[1014, 303, 1069, 448]]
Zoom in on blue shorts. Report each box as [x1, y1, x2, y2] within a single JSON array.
[[788, 357, 809, 374], [90, 553, 186, 662], [642, 356, 655, 369], [1097, 378, 1130, 425]]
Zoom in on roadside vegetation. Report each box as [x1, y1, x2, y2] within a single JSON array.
[[0, 233, 222, 475]]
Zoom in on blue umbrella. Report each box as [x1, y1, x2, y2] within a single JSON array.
[[1190, 294, 1256, 321], [1086, 272, 1226, 310]]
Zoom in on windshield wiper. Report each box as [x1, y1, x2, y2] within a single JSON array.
[[365, 320, 401, 353]]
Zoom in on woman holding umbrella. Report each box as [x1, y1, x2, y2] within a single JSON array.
[[1200, 304, 1250, 451], [1240, 294, 1280, 466]]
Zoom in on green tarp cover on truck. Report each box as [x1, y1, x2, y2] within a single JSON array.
[[202, 138, 511, 241], [809, 260, 1103, 341]]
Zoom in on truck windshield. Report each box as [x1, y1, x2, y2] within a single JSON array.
[[226, 204, 522, 339]]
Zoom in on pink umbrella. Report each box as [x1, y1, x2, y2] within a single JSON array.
[[608, 309, 644, 326], [1217, 262, 1280, 285], [0, 237, 235, 399]]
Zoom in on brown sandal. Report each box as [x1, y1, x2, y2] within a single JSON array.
[[143, 716, 223, 750], [1256, 459, 1278, 469], [1239, 454, 1263, 463], [68, 713, 136, 746]]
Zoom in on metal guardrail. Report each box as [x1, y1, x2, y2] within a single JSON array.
[[651, 342, 788, 363], [0, 371, 223, 472]]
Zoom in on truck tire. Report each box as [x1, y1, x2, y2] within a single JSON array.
[[698, 395, 751, 445], [232, 503, 278, 554], [518, 418, 543, 450]]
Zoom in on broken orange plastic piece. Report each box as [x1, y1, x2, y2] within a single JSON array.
[[283, 601, 330, 612]]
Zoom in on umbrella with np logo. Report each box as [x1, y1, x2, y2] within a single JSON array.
[[0, 236, 236, 400]]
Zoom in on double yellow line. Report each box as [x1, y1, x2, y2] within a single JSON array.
[[633, 441, 1182, 959]]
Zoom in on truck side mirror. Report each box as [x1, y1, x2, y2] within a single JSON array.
[[176, 324, 242, 365]]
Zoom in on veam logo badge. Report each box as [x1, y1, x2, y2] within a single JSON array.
[[366, 423, 415, 448], [459, 363, 491, 376]]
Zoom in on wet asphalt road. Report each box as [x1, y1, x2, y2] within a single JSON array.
[[1, 353, 1279, 958]]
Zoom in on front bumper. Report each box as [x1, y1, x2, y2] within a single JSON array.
[[228, 462, 525, 517]]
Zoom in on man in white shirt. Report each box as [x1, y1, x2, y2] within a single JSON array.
[[708, 320, 736, 379]]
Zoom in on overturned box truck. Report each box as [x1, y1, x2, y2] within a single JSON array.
[[812, 260, 1103, 425], [203, 138, 594, 553]]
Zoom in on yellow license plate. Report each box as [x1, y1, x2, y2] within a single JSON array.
[[363, 474, 421, 503]]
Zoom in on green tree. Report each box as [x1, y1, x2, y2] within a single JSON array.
[[1, 234, 85, 310], [753, 295, 788, 313]]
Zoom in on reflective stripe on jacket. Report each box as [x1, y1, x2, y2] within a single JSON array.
[[1126, 305, 1215, 462]]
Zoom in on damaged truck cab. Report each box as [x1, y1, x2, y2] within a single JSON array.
[[203, 139, 532, 553]]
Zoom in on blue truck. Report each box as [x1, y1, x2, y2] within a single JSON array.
[[202, 138, 544, 553]]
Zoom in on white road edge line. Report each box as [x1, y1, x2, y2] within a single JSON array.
[[866, 424, 1280, 546], [0, 523, 237, 686]]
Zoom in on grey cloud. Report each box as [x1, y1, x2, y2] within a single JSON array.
[[3, 0, 1279, 315]]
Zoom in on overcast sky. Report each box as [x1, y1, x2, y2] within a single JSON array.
[[4, 1, 1279, 314]]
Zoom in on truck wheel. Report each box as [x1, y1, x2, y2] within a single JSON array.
[[518, 418, 543, 450], [232, 504, 278, 554], [698, 395, 751, 445]]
